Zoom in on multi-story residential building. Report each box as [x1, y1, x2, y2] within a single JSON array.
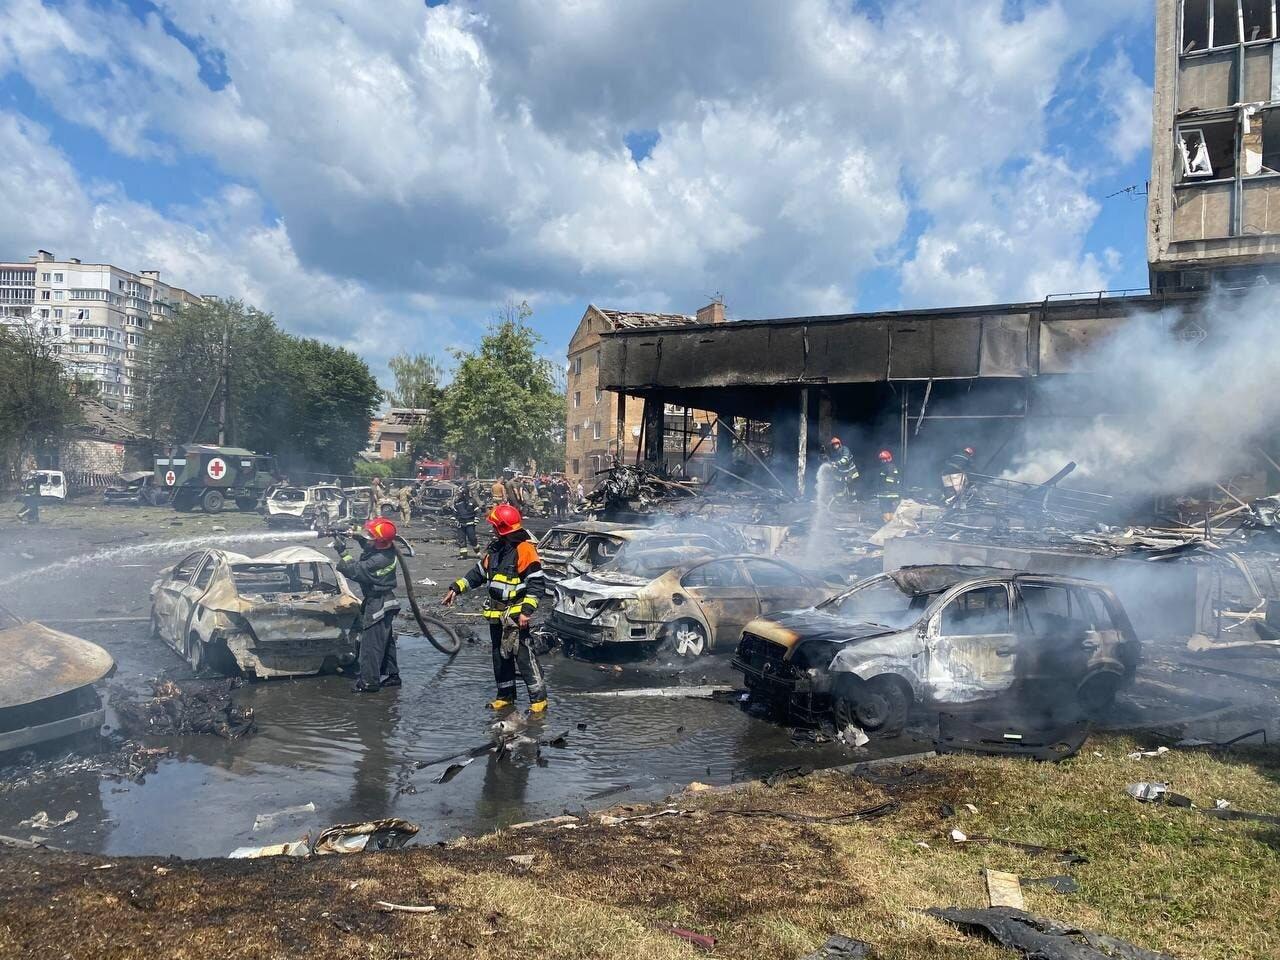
[[1149, 0, 1280, 290], [0, 249, 201, 410], [564, 302, 721, 485]]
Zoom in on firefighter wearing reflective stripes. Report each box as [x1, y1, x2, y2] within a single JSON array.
[[876, 449, 902, 523], [443, 504, 547, 711], [335, 517, 402, 693]]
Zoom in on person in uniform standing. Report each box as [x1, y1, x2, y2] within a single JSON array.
[[876, 449, 902, 523], [333, 517, 402, 693]]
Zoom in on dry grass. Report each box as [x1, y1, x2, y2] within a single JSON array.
[[0, 735, 1276, 959]]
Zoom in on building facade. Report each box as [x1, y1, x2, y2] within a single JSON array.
[[0, 250, 201, 410], [564, 303, 724, 485], [1149, 0, 1280, 290]]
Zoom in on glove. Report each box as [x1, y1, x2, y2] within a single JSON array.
[[331, 534, 347, 553]]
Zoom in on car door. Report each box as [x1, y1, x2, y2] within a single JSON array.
[[154, 551, 205, 644], [741, 558, 824, 616], [173, 553, 220, 647], [923, 583, 1016, 702], [679, 559, 759, 649], [1016, 580, 1110, 684]]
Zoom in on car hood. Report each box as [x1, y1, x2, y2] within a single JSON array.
[[746, 608, 901, 651], [556, 575, 642, 600]]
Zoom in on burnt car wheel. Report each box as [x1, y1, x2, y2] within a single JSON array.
[[664, 618, 708, 658], [832, 676, 909, 737], [1077, 671, 1121, 714], [187, 633, 207, 673]]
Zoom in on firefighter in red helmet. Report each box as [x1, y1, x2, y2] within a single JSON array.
[[941, 445, 976, 505], [876, 449, 901, 522], [827, 436, 860, 501], [442, 503, 549, 712], [333, 517, 402, 693]]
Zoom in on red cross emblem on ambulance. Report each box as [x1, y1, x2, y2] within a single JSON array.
[[207, 457, 227, 480]]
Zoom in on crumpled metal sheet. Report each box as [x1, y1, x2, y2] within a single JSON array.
[[313, 818, 419, 855], [800, 934, 874, 959], [927, 906, 1177, 960]]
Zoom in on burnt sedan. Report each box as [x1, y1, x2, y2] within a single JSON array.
[[150, 546, 361, 678], [733, 565, 1139, 736], [550, 549, 832, 658]]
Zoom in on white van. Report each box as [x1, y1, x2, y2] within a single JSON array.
[[26, 470, 67, 501]]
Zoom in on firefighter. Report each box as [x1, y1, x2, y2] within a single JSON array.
[[397, 483, 414, 522], [876, 449, 901, 523], [442, 504, 548, 712], [16, 474, 40, 523], [453, 481, 479, 557], [333, 517, 402, 693], [827, 437, 860, 501], [941, 445, 976, 505]]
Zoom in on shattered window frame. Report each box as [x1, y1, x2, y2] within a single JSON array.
[[937, 584, 1013, 638], [1177, 120, 1237, 183]]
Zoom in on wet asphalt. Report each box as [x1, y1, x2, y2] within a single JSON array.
[[1, 501, 1276, 859]]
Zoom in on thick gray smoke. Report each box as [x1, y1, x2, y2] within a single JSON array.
[[1005, 285, 1280, 493]]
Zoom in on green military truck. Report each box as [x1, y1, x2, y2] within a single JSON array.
[[156, 445, 279, 514]]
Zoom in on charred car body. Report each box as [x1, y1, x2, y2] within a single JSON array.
[[551, 549, 832, 658], [262, 484, 374, 530], [150, 546, 361, 679], [537, 521, 730, 582], [734, 565, 1139, 736], [0, 603, 115, 754]]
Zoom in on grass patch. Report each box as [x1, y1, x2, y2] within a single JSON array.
[[0, 735, 1276, 958]]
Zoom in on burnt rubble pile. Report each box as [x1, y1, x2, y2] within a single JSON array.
[[112, 678, 257, 740]]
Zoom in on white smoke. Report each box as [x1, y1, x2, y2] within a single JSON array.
[[1005, 284, 1280, 494]]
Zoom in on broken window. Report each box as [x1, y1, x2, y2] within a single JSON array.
[[940, 586, 1011, 637], [681, 560, 747, 589], [1178, 121, 1236, 180], [171, 553, 204, 584], [1242, 0, 1275, 40], [1183, 0, 1210, 51], [1213, 0, 1241, 45], [742, 559, 800, 588]]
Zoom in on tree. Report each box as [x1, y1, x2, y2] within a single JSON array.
[[0, 320, 83, 478], [140, 297, 381, 474], [436, 302, 566, 476], [386, 352, 443, 409]]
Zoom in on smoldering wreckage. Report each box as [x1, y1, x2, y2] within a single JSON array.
[[4, 324, 1280, 958]]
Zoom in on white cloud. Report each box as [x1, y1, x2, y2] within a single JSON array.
[[0, 0, 1151, 351], [1097, 51, 1155, 164]]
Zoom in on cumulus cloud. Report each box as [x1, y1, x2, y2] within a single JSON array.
[[0, 0, 1151, 354]]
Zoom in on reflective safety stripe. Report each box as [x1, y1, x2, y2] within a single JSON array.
[[341, 553, 354, 562], [482, 609, 506, 620], [522, 596, 539, 610], [491, 573, 521, 584], [453, 578, 469, 593], [375, 559, 398, 576]]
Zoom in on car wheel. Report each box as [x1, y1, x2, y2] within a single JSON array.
[[665, 618, 708, 658], [202, 489, 225, 513], [150, 610, 163, 641], [187, 633, 207, 673], [832, 676, 909, 737], [1077, 671, 1121, 714]]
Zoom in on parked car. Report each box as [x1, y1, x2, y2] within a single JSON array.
[[103, 471, 171, 506], [150, 546, 362, 679], [733, 565, 1140, 737], [0, 603, 115, 755], [23, 470, 66, 501], [537, 521, 729, 581], [550, 549, 833, 658]]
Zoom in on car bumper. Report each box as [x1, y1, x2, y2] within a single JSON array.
[[548, 612, 661, 647], [732, 656, 829, 722], [0, 703, 105, 753]]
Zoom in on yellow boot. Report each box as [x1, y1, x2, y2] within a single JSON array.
[[487, 697, 515, 711], [529, 699, 548, 714]]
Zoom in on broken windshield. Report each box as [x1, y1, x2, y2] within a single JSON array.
[[270, 488, 306, 502], [231, 563, 340, 596], [819, 576, 930, 629]]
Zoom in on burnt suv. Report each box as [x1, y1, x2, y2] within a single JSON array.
[[733, 565, 1139, 736]]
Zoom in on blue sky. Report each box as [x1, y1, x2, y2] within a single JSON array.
[[0, 0, 1155, 383]]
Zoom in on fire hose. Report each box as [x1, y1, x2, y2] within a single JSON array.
[[329, 528, 461, 655]]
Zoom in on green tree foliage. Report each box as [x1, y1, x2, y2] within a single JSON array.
[[140, 298, 380, 474], [387, 352, 443, 409], [0, 321, 83, 476], [436, 301, 566, 476]]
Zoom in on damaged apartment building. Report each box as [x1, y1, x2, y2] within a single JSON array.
[[573, 1, 1279, 493]]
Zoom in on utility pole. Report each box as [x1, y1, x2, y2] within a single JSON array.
[[217, 322, 230, 445]]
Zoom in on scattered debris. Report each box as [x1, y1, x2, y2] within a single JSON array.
[[838, 723, 870, 748], [984, 869, 1026, 910], [417, 577, 438, 586], [949, 832, 1087, 864], [434, 759, 475, 784], [935, 714, 1091, 762], [113, 678, 256, 739], [660, 925, 717, 952], [798, 933, 874, 959], [1023, 876, 1081, 895], [580, 685, 738, 699], [252, 802, 316, 832], [374, 901, 441, 914], [506, 854, 535, 869], [927, 906, 1176, 960], [1126, 782, 1193, 807], [313, 819, 419, 855], [510, 815, 579, 831], [1126, 746, 1170, 760], [599, 808, 686, 827], [716, 800, 897, 825], [19, 810, 78, 830], [228, 840, 310, 859]]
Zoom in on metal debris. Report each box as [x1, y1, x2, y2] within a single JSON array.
[[927, 906, 1176, 960], [799, 935, 873, 959]]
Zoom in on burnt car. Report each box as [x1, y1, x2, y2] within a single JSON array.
[[551, 549, 832, 658], [733, 565, 1139, 736], [0, 603, 115, 754], [150, 546, 362, 679], [537, 521, 730, 581], [103, 471, 171, 506]]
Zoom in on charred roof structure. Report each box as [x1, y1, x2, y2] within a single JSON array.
[[598, 290, 1212, 494]]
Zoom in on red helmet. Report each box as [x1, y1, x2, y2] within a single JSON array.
[[963, 446, 975, 456], [830, 437, 842, 448], [363, 517, 397, 547], [878, 449, 893, 463], [487, 503, 523, 536]]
